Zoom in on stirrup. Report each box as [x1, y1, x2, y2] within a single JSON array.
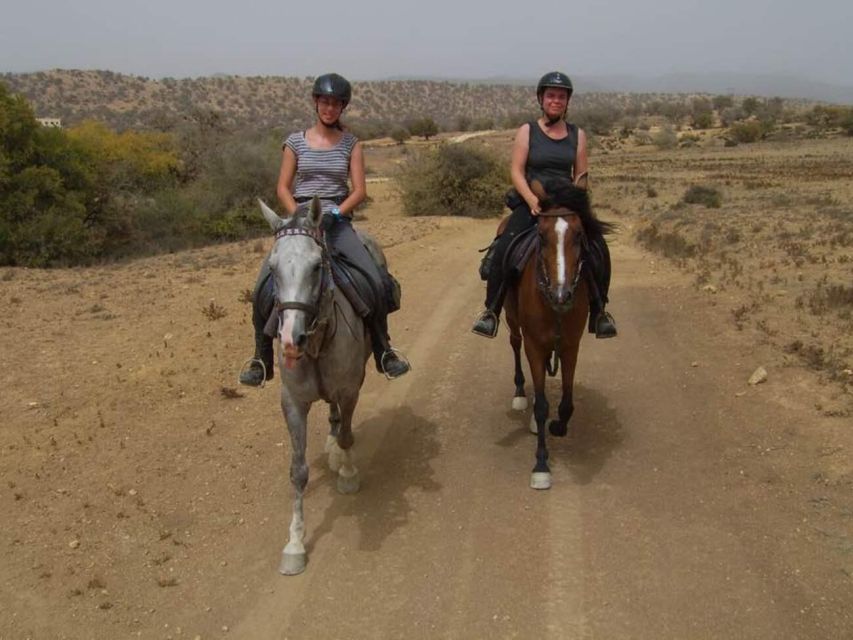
[[471, 309, 499, 338], [238, 357, 268, 388], [595, 311, 617, 339], [380, 348, 411, 380]]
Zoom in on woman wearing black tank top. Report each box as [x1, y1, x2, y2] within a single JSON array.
[[471, 71, 617, 339]]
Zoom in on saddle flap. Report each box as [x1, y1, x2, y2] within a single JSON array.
[[503, 226, 539, 276]]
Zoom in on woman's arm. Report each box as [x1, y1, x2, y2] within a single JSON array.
[[510, 123, 540, 214], [574, 128, 589, 189], [338, 141, 366, 217], [276, 146, 299, 215]]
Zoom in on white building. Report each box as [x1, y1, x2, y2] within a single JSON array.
[[36, 118, 62, 128]]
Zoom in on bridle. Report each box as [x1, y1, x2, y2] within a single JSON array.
[[271, 226, 332, 340], [535, 209, 587, 314]]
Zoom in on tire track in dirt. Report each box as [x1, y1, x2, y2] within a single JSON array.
[[229, 219, 596, 638]]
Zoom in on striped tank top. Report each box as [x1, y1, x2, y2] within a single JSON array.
[[284, 131, 357, 203]]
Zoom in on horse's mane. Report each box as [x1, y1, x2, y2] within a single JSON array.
[[539, 177, 615, 237]]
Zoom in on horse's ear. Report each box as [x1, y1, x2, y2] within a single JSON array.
[[530, 180, 547, 201], [305, 196, 323, 229], [258, 199, 285, 231]]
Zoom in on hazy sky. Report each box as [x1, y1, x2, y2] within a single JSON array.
[[3, 0, 851, 85]]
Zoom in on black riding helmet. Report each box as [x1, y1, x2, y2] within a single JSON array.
[[312, 73, 352, 108], [536, 71, 573, 105]]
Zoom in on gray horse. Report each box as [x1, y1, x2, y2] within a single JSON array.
[[259, 197, 375, 575]]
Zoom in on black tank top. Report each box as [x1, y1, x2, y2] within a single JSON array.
[[525, 120, 578, 185]]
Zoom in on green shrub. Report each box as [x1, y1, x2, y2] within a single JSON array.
[[635, 223, 696, 259], [682, 185, 723, 208], [652, 126, 678, 149], [841, 110, 853, 136], [0, 84, 102, 265], [729, 119, 771, 143], [397, 143, 507, 218]]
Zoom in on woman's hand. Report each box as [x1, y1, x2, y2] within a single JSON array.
[[527, 197, 541, 215]]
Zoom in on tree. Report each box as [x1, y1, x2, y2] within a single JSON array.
[[712, 95, 734, 111], [0, 82, 98, 265], [742, 97, 760, 116], [408, 117, 439, 140], [390, 126, 410, 144]]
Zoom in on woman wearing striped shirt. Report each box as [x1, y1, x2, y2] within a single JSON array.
[[239, 73, 410, 386]]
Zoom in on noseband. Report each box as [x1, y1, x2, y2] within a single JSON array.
[[535, 210, 587, 314]]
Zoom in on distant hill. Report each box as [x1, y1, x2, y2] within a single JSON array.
[[385, 72, 853, 104], [585, 72, 853, 104], [0, 69, 835, 134], [1, 70, 540, 131]]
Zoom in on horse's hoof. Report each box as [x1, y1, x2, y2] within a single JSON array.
[[548, 420, 568, 437], [512, 396, 528, 411], [530, 472, 552, 490], [337, 468, 360, 494], [279, 551, 306, 575], [529, 415, 539, 434]]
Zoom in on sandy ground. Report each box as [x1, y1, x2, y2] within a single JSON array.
[[2, 197, 852, 639]]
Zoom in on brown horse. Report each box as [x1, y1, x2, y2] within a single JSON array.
[[504, 178, 610, 489]]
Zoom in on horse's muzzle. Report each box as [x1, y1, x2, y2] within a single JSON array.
[[550, 291, 575, 314]]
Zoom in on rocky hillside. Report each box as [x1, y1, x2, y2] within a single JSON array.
[[2, 69, 736, 133]]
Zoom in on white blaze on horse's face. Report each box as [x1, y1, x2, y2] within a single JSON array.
[[269, 236, 323, 358], [555, 217, 570, 295]]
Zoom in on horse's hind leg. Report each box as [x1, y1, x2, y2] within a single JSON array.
[[334, 393, 360, 495], [280, 400, 310, 575], [325, 402, 344, 472]]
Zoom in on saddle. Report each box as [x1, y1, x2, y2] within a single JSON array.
[[502, 225, 539, 278], [258, 242, 399, 340]]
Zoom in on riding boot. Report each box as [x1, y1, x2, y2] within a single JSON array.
[[471, 269, 506, 338], [369, 314, 410, 379], [586, 236, 617, 339], [239, 269, 276, 386]]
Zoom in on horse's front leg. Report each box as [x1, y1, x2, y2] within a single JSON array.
[[334, 392, 360, 494], [280, 398, 311, 575], [549, 308, 586, 437], [325, 402, 344, 472], [524, 338, 551, 490], [510, 326, 528, 411], [549, 342, 580, 437]]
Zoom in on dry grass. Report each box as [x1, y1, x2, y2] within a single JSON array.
[[600, 136, 852, 389]]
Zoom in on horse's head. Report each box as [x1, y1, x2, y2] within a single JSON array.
[[259, 197, 328, 365], [531, 179, 589, 313]]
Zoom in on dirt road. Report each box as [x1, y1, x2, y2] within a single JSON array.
[[1, 216, 851, 639]]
